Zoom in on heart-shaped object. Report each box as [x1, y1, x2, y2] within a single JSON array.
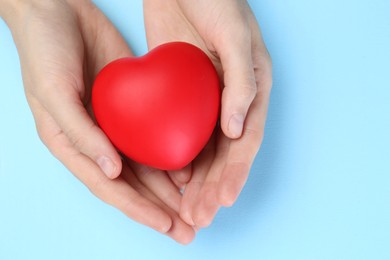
[[92, 42, 220, 170]]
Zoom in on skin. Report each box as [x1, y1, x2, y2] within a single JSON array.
[[143, 0, 272, 228], [1, 0, 272, 243], [1, 0, 194, 244]]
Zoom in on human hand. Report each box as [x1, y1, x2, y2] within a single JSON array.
[[1, 0, 194, 244], [143, 0, 273, 228]]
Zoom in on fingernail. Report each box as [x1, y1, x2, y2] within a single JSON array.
[[97, 156, 116, 178], [228, 114, 244, 138], [160, 223, 172, 234]]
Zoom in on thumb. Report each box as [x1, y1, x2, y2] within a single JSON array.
[[37, 84, 122, 179], [218, 35, 257, 139]]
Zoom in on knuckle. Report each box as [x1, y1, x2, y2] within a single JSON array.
[[244, 81, 258, 95], [121, 198, 137, 217], [136, 166, 158, 179], [89, 176, 110, 199], [262, 76, 273, 92], [34, 116, 63, 150], [35, 125, 54, 147], [64, 123, 97, 152], [254, 53, 273, 92], [244, 126, 264, 139], [226, 161, 251, 175], [254, 66, 273, 92], [242, 127, 264, 151], [35, 124, 49, 145], [163, 190, 178, 206], [263, 49, 273, 67], [37, 130, 56, 150], [66, 128, 86, 151], [239, 81, 258, 101]]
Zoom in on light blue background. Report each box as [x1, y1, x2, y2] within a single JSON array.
[[1, 0, 389, 259]]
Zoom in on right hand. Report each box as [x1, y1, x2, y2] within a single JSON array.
[[143, 0, 272, 228], [2, 0, 195, 244]]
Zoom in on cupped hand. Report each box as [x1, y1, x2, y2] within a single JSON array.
[[3, 0, 194, 244], [143, 0, 273, 228]]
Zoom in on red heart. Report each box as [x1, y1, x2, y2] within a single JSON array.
[[92, 42, 220, 170]]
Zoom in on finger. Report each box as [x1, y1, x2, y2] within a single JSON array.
[[217, 24, 257, 139], [217, 94, 268, 207], [34, 83, 123, 179], [127, 160, 182, 213], [167, 164, 192, 189], [191, 131, 229, 227], [167, 171, 185, 190], [180, 133, 216, 226], [217, 78, 272, 207], [217, 20, 272, 206], [121, 164, 196, 245], [29, 97, 172, 233]]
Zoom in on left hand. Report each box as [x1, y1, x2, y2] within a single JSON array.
[[2, 0, 194, 244], [143, 0, 273, 228]]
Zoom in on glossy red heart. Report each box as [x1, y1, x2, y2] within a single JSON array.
[[92, 42, 220, 170]]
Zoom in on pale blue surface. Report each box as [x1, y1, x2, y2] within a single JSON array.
[[1, 0, 389, 259]]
